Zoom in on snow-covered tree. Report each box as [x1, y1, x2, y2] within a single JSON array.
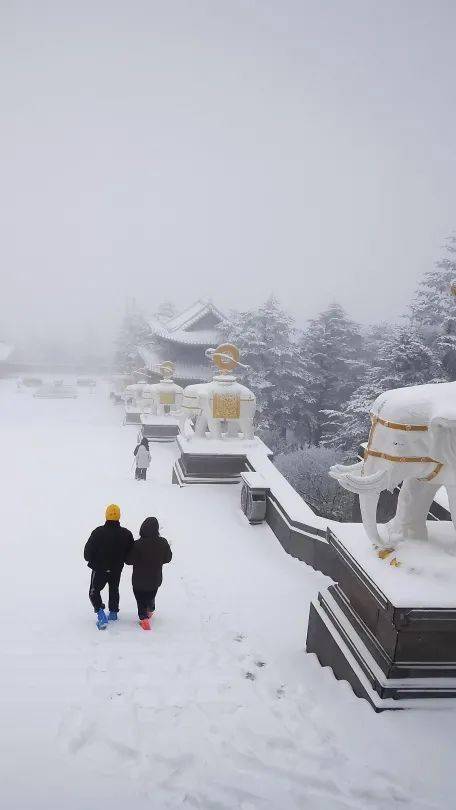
[[222, 296, 317, 445], [275, 445, 355, 520], [326, 325, 444, 452], [114, 306, 150, 374], [300, 303, 366, 445], [408, 235, 456, 378], [155, 300, 177, 322]]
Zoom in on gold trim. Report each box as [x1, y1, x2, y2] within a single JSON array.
[[212, 343, 240, 373], [370, 414, 428, 432], [365, 449, 438, 464], [160, 392, 175, 405], [364, 448, 444, 481], [419, 462, 444, 482], [213, 393, 240, 419], [378, 548, 395, 559], [363, 414, 443, 479]]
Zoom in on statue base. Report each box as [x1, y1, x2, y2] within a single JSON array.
[[306, 525, 456, 710], [124, 409, 141, 425], [141, 415, 180, 442], [172, 434, 272, 485]]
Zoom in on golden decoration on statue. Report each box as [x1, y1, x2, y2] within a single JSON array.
[[205, 344, 243, 373], [159, 361, 175, 379]]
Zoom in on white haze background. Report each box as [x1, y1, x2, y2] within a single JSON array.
[[1, 0, 456, 350]]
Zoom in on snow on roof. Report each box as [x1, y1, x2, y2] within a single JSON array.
[[138, 345, 213, 382], [144, 316, 221, 346], [171, 362, 213, 381], [162, 328, 221, 346], [165, 299, 225, 332], [144, 300, 225, 346]]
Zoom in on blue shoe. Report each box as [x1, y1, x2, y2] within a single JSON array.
[[96, 608, 108, 630], [108, 611, 118, 621]]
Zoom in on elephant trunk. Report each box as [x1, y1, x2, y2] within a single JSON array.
[[329, 465, 387, 494], [329, 463, 388, 548]]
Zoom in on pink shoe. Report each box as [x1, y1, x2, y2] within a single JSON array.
[[139, 618, 151, 631]]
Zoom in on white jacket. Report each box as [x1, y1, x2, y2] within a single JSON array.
[[135, 445, 151, 469]]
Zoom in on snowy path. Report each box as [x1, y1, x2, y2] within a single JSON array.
[[0, 379, 455, 809]]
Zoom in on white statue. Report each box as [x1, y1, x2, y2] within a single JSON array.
[[141, 363, 183, 416], [124, 382, 150, 409], [330, 381, 456, 549], [180, 344, 256, 440]]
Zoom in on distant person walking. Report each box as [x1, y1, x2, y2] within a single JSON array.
[[134, 437, 151, 480], [126, 517, 172, 630], [84, 504, 134, 629]]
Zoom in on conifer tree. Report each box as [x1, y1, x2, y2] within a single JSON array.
[[114, 305, 150, 374], [155, 300, 177, 322], [222, 296, 317, 443], [326, 326, 443, 452], [409, 235, 456, 378], [301, 303, 366, 444]]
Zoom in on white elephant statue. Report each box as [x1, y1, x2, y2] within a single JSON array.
[[124, 382, 152, 407], [180, 376, 256, 440], [330, 381, 456, 549], [142, 380, 183, 416]]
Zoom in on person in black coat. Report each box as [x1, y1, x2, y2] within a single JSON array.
[[84, 504, 134, 618], [126, 516, 172, 625]]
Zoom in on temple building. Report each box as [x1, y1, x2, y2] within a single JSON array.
[[138, 299, 225, 386]]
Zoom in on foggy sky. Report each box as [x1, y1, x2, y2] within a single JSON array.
[[2, 0, 456, 347]]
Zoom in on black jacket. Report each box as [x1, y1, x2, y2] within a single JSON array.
[[84, 522, 134, 571], [126, 523, 172, 591]]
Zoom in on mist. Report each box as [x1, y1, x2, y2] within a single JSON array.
[[2, 0, 456, 354]]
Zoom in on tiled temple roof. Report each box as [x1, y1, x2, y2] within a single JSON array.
[[144, 300, 225, 347], [138, 346, 213, 382]]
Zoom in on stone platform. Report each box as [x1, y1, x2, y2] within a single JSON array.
[[306, 524, 456, 710], [172, 434, 272, 485], [141, 415, 180, 442], [124, 408, 141, 425]]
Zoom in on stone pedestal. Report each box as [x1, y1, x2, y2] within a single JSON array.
[[124, 408, 141, 425], [306, 526, 456, 710], [173, 434, 272, 485], [140, 415, 180, 442]]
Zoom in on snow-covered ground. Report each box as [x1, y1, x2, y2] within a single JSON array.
[[1, 378, 455, 810], [330, 520, 456, 608]]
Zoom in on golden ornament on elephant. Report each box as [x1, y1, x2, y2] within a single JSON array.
[[160, 361, 175, 379], [207, 344, 240, 373]]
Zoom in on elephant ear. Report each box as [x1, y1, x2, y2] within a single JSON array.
[[429, 417, 456, 466]]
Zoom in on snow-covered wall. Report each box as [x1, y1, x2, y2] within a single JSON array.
[[245, 451, 335, 576]]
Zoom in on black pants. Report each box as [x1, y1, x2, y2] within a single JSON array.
[[89, 568, 122, 613], [133, 587, 158, 620], [135, 467, 147, 480]]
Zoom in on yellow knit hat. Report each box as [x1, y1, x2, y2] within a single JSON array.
[[105, 504, 121, 521]]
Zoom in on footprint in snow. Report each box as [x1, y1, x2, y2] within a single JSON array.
[[245, 671, 256, 681]]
